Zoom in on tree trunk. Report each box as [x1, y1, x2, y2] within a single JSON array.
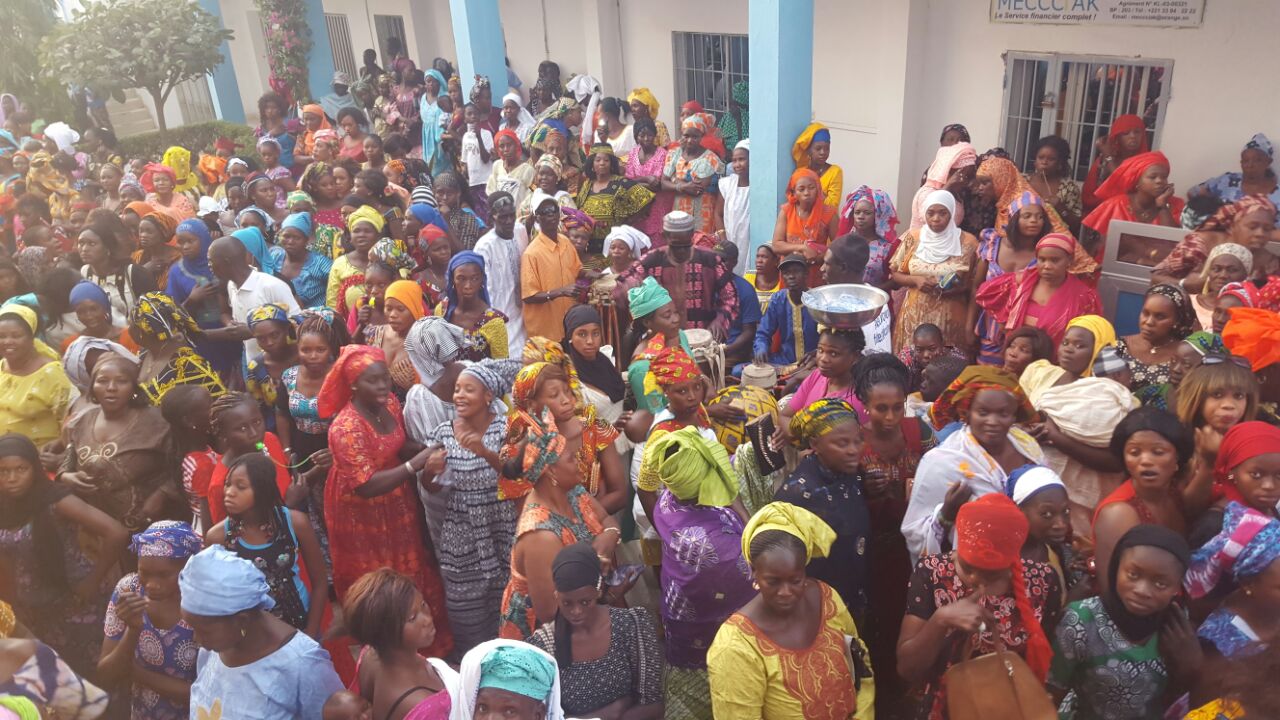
[[149, 86, 168, 132]]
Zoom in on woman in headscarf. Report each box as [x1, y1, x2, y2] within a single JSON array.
[[435, 170, 487, 251], [975, 232, 1102, 364], [1152, 194, 1276, 287], [624, 118, 674, 241], [902, 365, 1044, 556], [1082, 114, 1150, 213], [59, 351, 171, 533], [180, 546, 342, 719], [638, 426, 752, 719], [25, 151, 77, 222], [274, 211, 332, 308], [1186, 422, 1280, 551], [626, 88, 670, 147], [141, 163, 196, 222], [368, 278, 427, 400], [319, 345, 454, 656], [776, 398, 873, 616], [487, 128, 536, 212], [77, 218, 157, 324], [792, 122, 842, 209], [498, 412, 621, 640], [164, 218, 239, 380], [889, 189, 980, 353], [624, 277, 691, 416], [1189, 242, 1255, 330], [134, 210, 182, 287], [297, 104, 334, 167], [1188, 133, 1280, 219], [417, 358, 521, 654], [255, 137, 295, 211], [518, 153, 578, 223], [433, 251, 508, 362], [575, 143, 655, 254], [1187, 503, 1280, 661], [900, 493, 1058, 717], [708, 501, 874, 720], [326, 205, 382, 313], [452, 639, 568, 720], [1115, 284, 1197, 396], [718, 80, 750, 151], [1082, 151, 1185, 259], [243, 303, 299, 432], [838, 185, 900, 289], [563, 304, 627, 423], [911, 141, 977, 231], [1048, 525, 1191, 719], [661, 113, 725, 235], [129, 292, 226, 406], [970, 156, 1086, 265], [99, 521, 204, 720], [0, 433, 128, 677], [501, 91, 538, 144], [1222, 304, 1280, 423], [60, 279, 138, 354], [298, 161, 347, 259], [770, 168, 839, 287], [0, 305, 71, 446], [1019, 315, 1138, 534]]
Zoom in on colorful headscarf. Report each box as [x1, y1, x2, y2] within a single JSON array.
[[521, 410, 566, 482], [1245, 133, 1274, 159], [741, 501, 836, 563], [930, 365, 1035, 428], [1147, 283, 1195, 339], [840, 185, 899, 242], [680, 112, 715, 136], [176, 218, 214, 277], [784, 168, 828, 239], [129, 292, 199, 345], [789, 399, 860, 448], [535, 152, 563, 178], [459, 358, 521, 400], [1186, 502, 1280, 599], [626, 276, 672, 320], [478, 643, 557, 703], [347, 204, 386, 233], [560, 207, 595, 234], [648, 425, 738, 507], [286, 190, 313, 209], [1004, 465, 1066, 506], [650, 345, 701, 388], [231, 226, 278, 275], [1223, 307, 1280, 371], [939, 123, 971, 143], [512, 362, 550, 411], [494, 128, 522, 155], [318, 344, 386, 418], [626, 88, 660, 119], [519, 338, 583, 404], [404, 316, 467, 385], [444, 251, 489, 322], [791, 122, 831, 168], [1218, 281, 1260, 309], [954, 493, 1052, 681], [131, 520, 203, 559], [1182, 331, 1226, 358], [1213, 422, 1280, 506], [370, 237, 414, 272], [178, 545, 276, 616], [1093, 151, 1171, 201], [141, 210, 179, 243], [923, 142, 977, 190], [246, 303, 294, 344], [1064, 315, 1118, 377], [162, 146, 200, 194], [385, 279, 427, 320], [1200, 195, 1277, 238], [197, 152, 229, 185]]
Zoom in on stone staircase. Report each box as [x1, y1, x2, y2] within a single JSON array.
[[104, 89, 157, 138]]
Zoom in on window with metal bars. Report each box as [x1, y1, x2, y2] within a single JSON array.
[[373, 15, 406, 70], [324, 13, 359, 81], [671, 32, 749, 122], [1000, 52, 1173, 181]]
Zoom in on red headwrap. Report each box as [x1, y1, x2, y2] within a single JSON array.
[[1214, 421, 1280, 505], [138, 162, 176, 194], [1199, 194, 1277, 233], [1223, 307, 1280, 371], [928, 366, 1035, 429], [1108, 114, 1149, 146], [213, 137, 240, 154], [494, 129, 522, 154], [651, 346, 701, 388], [1093, 151, 1170, 202], [1035, 232, 1075, 256], [317, 345, 386, 418], [954, 493, 1052, 681], [681, 100, 704, 114]]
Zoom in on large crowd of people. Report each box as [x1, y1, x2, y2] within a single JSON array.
[[0, 50, 1279, 720]]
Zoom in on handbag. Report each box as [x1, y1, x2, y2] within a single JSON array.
[[943, 631, 1056, 720]]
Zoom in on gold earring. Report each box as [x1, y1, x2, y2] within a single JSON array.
[[752, 580, 760, 590]]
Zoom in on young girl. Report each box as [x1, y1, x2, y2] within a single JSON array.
[[1001, 325, 1054, 378], [460, 103, 494, 224], [204, 391, 290, 526], [205, 453, 328, 639], [1006, 465, 1086, 599], [159, 385, 217, 532]]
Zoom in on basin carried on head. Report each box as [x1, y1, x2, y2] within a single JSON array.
[[801, 283, 889, 329]]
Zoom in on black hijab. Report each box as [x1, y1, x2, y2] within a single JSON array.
[[0, 433, 73, 591], [551, 542, 603, 667], [1102, 524, 1190, 642], [563, 305, 626, 403]]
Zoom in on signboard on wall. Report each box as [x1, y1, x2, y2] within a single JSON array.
[[991, 0, 1205, 28]]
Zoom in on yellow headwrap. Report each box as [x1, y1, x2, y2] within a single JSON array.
[[647, 426, 738, 507], [0, 304, 59, 360], [791, 122, 829, 168], [347, 205, 386, 233], [1064, 315, 1117, 377], [741, 501, 836, 563], [627, 88, 660, 119], [162, 146, 200, 194]]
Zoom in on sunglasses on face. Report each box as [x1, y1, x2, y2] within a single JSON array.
[[1201, 353, 1251, 369]]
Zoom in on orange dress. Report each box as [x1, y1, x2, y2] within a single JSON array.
[[784, 201, 837, 287]]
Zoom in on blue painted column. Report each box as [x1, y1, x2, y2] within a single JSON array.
[[302, 0, 337, 103], [747, 0, 814, 270], [448, 0, 508, 100], [197, 0, 245, 123]]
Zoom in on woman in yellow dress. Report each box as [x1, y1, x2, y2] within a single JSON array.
[[708, 501, 874, 720], [793, 122, 844, 209], [0, 304, 71, 446]]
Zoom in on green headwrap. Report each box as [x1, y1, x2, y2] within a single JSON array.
[[648, 425, 739, 507], [479, 644, 557, 702], [627, 276, 673, 320]]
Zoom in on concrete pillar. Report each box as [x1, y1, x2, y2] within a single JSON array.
[[581, 0, 625, 94], [448, 0, 508, 100], [198, 0, 246, 123], [747, 0, 814, 269], [301, 0, 337, 103]]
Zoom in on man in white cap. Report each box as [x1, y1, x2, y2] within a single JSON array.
[[521, 190, 584, 341], [614, 210, 739, 341], [319, 71, 359, 122]]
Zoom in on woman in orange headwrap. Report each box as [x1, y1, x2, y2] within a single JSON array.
[[770, 168, 839, 287], [296, 103, 333, 166], [133, 211, 182, 283], [897, 493, 1058, 719], [319, 344, 453, 656], [1224, 306, 1280, 423], [1082, 114, 1150, 213], [1081, 151, 1185, 261]]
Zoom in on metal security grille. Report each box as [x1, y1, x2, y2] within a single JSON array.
[[1000, 52, 1173, 181], [671, 32, 748, 122], [324, 13, 359, 81], [175, 78, 216, 124], [373, 15, 406, 69]]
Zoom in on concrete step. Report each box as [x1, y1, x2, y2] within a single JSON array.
[[106, 90, 157, 138]]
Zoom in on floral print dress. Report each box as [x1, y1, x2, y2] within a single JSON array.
[[104, 573, 198, 720]]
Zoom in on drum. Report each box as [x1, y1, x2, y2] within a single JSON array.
[[686, 328, 725, 392], [709, 384, 779, 455], [740, 363, 779, 390]]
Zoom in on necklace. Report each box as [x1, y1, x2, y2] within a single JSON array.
[[1147, 338, 1175, 356]]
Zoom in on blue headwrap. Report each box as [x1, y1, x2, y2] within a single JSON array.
[[281, 211, 313, 238], [409, 203, 448, 233], [478, 644, 557, 702], [231, 227, 279, 275], [175, 218, 213, 278], [420, 69, 449, 171], [69, 280, 112, 318], [444, 250, 489, 322], [1186, 501, 1280, 597], [811, 128, 831, 144], [131, 520, 203, 559], [178, 545, 276, 616]]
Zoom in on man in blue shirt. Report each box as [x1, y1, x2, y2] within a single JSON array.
[[753, 253, 819, 368], [715, 240, 762, 368]]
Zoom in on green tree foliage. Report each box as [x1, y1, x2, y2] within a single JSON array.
[[0, 0, 70, 120], [40, 0, 233, 132]]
